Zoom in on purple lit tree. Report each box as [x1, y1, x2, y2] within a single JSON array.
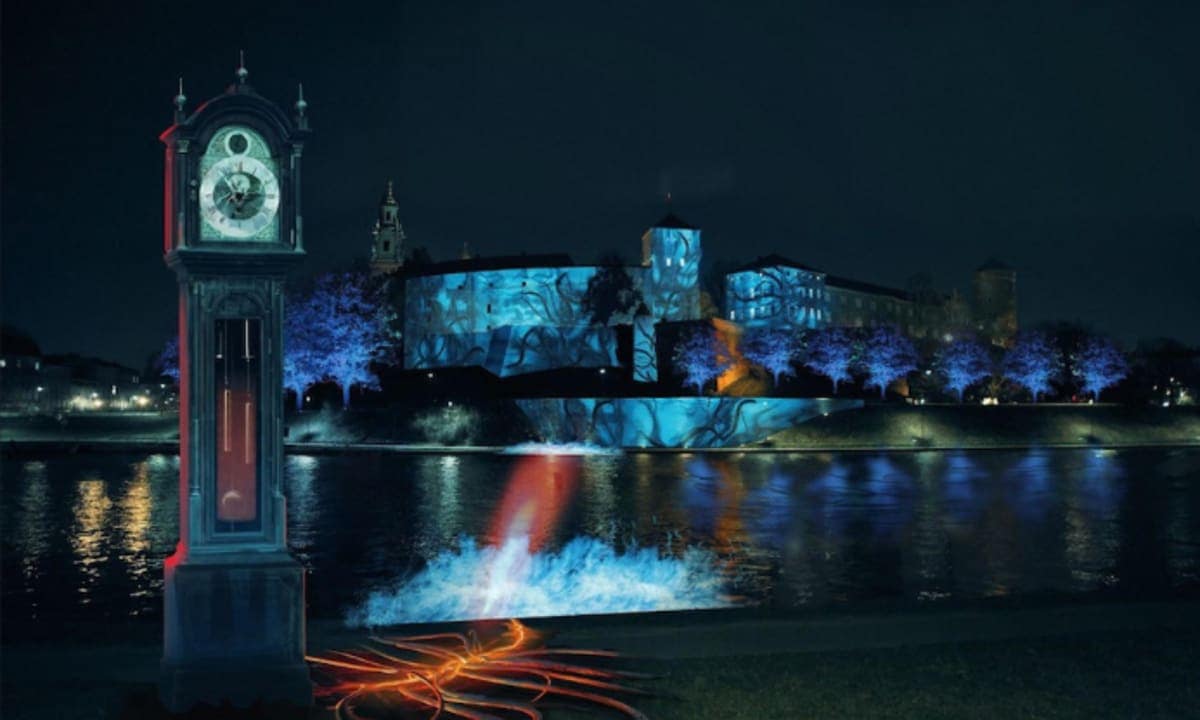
[[741, 328, 801, 386], [859, 326, 918, 399], [935, 337, 992, 402], [1073, 336, 1128, 400], [1002, 331, 1062, 402], [672, 327, 733, 395], [802, 327, 858, 394], [298, 272, 398, 408]]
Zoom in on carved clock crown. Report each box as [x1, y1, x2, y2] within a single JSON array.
[[161, 58, 311, 259]]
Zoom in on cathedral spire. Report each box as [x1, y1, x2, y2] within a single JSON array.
[[369, 181, 405, 276]]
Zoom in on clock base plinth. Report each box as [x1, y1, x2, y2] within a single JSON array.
[[160, 552, 312, 713]]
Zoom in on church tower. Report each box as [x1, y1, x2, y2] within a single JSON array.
[[641, 208, 702, 321], [369, 180, 405, 275]]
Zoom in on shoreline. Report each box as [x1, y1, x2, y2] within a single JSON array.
[[3, 437, 1199, 456]]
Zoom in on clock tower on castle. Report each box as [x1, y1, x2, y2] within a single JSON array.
[[158, 57, 313, 712]]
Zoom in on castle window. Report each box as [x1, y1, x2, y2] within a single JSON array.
[[383, 241, 390, 252], [730, 310, 736, 320], [486, 303, 492, 314], [666, 258, 672, 267]]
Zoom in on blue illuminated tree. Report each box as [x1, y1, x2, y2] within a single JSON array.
[[283, 295, 323, 411], [935, 337, 992, 402], [741, 328, 800, 386], [154, 337, 180, 384], [1073, 336, 1128, 400], [1002, 331, 1062, 402], [673, 327, 733, 395], [802, 327, 858, 394], [859, 326, 918, 399], [298, 272, 398, 408]]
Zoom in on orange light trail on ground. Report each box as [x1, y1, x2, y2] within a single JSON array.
[[307, 619, 652, 719]]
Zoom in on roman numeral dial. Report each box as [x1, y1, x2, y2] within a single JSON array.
[[198, 127, 281, 241]]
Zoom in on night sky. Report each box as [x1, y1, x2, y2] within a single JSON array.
[[3, 1, 1198, 369]]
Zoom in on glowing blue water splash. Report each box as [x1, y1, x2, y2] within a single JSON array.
[[502, 442, 623, 456], [346, 536, 732, 627]]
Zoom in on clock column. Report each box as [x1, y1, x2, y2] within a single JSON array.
[[158, 63, 312, 713]]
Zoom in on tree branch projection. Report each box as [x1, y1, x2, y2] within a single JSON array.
[[516, 397, 860, 448], [405, 267, 620, 374], [726, 265, 825, 330], [645, 229, 700, 321]]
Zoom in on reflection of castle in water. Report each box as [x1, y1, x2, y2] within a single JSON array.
[[368, 187, 1018, 382]]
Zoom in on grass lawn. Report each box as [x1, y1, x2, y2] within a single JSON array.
[[551, 628, 1200, 719]]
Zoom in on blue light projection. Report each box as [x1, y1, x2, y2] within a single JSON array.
[[642, 225, 701, 321], [725, 265, 828, 330], [517, 397, 863, 448], [633, 313, 658, 382], [405, 266, 597, 370], [403, 240, 704, 375], [345, 536, 731, 626]]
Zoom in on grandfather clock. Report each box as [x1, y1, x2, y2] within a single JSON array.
[[159, 59, 312, 712]]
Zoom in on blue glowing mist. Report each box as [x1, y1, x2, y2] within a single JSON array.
[[346, 536, 732, 627], [502, 442, 622, 456]]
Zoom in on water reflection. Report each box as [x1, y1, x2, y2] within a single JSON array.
[[286, 455, 320, 563], [71, 476, 113, 603], [15, 461, 51, 585], [2, 447, 1198, 632]]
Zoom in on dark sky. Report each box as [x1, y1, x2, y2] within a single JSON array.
[[3, 1, 1198, 369]]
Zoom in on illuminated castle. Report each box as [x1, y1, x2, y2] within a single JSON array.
[[393, 200, 701, 378], [725, 255, 1012, 346], [371, 186, 1016, 380]]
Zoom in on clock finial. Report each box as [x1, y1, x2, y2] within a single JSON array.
[[386, 180, 395, 203], [294, 83, 309, 129], [173, 77, 187, 122], [236, 50, 249, 84]]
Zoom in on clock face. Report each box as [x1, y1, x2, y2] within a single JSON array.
[[198, 126, 280, 241]]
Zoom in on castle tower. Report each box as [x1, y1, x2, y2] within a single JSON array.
[[369, 180, 406, 275], [641, 210, 702, 321], [973, 259, 1018, 347]]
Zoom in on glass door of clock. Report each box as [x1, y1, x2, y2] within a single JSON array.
[[214, 318, 261, 532]]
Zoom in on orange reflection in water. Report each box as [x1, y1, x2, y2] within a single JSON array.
[[475, 455, 582, 619], [486, 455, 580, 552]]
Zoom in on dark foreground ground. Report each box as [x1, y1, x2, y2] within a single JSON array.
[[3, 599, 1198, 719]]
